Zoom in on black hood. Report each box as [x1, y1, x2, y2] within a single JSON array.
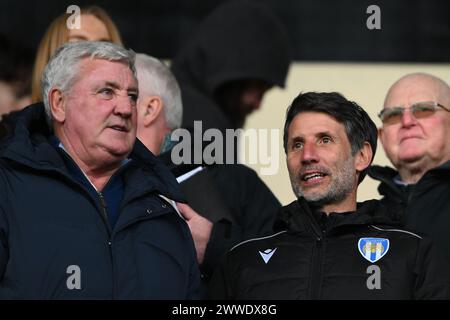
[[171, 0, 291, 96], [0, 103, 53, 166]]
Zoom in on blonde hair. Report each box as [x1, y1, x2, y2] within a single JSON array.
[[31, 5, 123, 102]]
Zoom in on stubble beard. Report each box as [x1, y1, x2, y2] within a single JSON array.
[[289, 156, 356, 208]]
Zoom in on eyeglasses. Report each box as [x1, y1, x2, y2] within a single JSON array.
[[378, 101, 450, 125]]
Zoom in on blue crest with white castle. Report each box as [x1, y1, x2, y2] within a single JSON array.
[[358, 238, 390, 263]]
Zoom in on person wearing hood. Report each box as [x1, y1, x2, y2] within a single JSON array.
[[134, 53, 281, 296], [171, 0, 291, 132], [168, 1, 287, 291], [208, 92, 450, 299], [0, 41, 200, 299], [369, 73, 450, 263]]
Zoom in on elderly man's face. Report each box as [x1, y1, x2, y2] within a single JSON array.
[[60, 58, 138, 167], [379, 77, 450, 171], [286, 112, 360, 208]]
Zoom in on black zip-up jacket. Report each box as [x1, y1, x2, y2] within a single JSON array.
[[159, 152, 281, 298], [369, 163, 450, 263], [208, 199, 450, 299]]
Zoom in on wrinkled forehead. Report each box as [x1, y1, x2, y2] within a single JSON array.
[[77, 58, 137, 85], [384, 76, 450, 108], [288, 111, 347, 139]]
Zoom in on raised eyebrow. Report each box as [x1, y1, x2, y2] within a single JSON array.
[[290, 135, 304, 143], [316, 131, 335, 138], [288, 136, 304, 147], [103, 81, 120, 90], [127, 87, 139, 96]]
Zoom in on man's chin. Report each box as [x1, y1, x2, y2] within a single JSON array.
[[303, 195, 330, 207], [100, 144, 132, 161], [398, 152, 426, 165], [297, 190, 329, 205]]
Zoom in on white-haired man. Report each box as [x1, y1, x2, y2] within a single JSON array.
[[0, 42, 199, 299]]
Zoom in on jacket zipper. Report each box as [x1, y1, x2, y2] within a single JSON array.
[[98, 192, 108, 221], [98, 191, 115, 299], [305, 211, 326, 300], [310, 232, 325, 299]]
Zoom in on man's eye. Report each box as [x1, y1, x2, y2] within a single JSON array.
[[98, 88, 114, 99], [292, 142, 303, 150], [322, 136, 332, 144], [129, 94, 138, 104]]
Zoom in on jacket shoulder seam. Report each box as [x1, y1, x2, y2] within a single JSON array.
[[370, 225, 422, 239]]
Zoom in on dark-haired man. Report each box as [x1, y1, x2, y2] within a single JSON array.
[[208, 92, 450, 300]]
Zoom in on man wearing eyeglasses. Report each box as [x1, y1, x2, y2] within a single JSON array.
[[369, 72, 450, 262]]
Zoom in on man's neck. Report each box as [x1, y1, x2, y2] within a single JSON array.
[[54, 133, 122, 191], [398, 168, 425, 184], [321, 203, 357, 215], [317, 192, 358, 215], [83, 167, 118, 192]]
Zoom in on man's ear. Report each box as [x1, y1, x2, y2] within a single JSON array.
[[378, 127, 384, 145], [49, 88, 66, 123], [142, 95, 163, 127], [354, 141, 373, 172]]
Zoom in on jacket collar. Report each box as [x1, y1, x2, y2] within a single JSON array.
[[0, 103, 185, 203], [275, 197, 396, 235], [0, 103, 64, 170], [369, 161, 450, 197]]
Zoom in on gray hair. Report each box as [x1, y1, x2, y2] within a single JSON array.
[[41, 41, 136, 125], [134, 53, 182, 129]]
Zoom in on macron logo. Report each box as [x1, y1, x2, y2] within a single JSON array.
[[259, 248, 277, 264]]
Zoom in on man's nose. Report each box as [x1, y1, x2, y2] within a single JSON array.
[[401, 108, 417, 128], [301, 142, 319, 164], [114, 94, 133, 117]]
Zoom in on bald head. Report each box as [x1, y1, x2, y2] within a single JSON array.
[[384, 73, 450, 109]]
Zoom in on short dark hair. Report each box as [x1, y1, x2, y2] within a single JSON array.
[[283, 92, 377, 184]]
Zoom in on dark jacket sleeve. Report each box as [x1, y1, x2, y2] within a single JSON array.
[[207, 254, 235, 300], [202, 219, 242, 279], [0, 171, 9, 280], [413, 236, 450, 299]]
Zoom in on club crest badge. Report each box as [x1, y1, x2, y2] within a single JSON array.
[[358, 238, 390, 263]]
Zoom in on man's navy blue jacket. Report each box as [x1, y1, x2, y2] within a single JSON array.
[[0, 104, 200, 299]]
